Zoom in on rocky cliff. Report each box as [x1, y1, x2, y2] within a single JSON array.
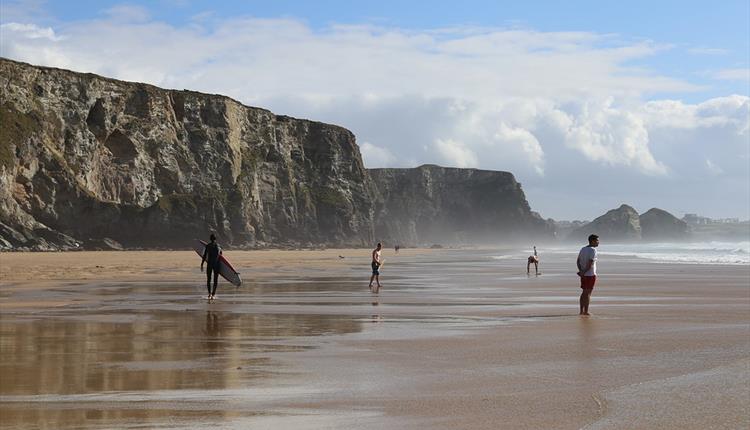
[[569, 204, 642, 242], [369, 165, 554, 245], [0, 59, 551, 251], [0, 58, 375, 250], [639, 208, 690, 241]]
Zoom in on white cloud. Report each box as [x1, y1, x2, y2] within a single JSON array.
[[0, 22, 60, 41], [712, 68, 750, 81], [641, 95, 750, 132], [0, 23, 70, 67], [494, 123, 545, 175], [360, 142, 397, 167], [433, 138, 478, 168], [564, 99, 668, 175], [0, 17, 699, 101]]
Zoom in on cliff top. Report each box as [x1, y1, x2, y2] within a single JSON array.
[[0, 56, 350, 133], [369, 164, 514, 175]]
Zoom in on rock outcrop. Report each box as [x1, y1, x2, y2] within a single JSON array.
[[639, 208, 690, 241], [569, 204, 642, 242], [569, 205, 691, 242], [0, 58, 553, 250], [369, 165, 554, 245]]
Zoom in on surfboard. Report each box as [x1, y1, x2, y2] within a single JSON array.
[[194, 239, 242, 286]]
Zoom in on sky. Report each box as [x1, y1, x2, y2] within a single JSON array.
[[1, 0, 748, 220]]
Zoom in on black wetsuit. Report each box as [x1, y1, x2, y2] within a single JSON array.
[[202, 242, 221, 295]]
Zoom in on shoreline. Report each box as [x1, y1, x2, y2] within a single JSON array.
[[0, 248, 437, 284]]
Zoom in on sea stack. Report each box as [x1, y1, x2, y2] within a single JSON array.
[[569, 204, 642, 242], [640, 208, 690, 241]]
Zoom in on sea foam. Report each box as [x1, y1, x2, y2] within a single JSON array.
[[540, 241, 750, 265]]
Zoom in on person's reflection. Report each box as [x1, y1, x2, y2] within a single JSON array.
[[204, 311, 221, 356], [202, 310, 230, 400], [580, 318, 596, 353], [573, 317, 601, 390], [371, 297, 383, 323]]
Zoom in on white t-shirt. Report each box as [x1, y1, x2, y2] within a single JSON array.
[[577, 246, 597, 276]]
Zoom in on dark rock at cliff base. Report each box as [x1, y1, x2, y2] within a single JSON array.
[[0, 221, 80, 251], [639, 208, 690, 241], [569, 204, 641, 242], [369, 165, 554, 246], [85, 237, 124, 251]]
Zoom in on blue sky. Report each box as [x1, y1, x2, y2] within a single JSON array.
[[30, 0, 750, 41], [8, 0, 749, 97], [1, 1, 749, 219]]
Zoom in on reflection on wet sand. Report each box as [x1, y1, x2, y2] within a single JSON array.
[[2, 249, 748, 429], [0, 283, 364, 429], [0, 312, 361, 395], [371, 296, 383, 324]]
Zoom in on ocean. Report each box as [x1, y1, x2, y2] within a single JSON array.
[[522, 241, 750, 266]]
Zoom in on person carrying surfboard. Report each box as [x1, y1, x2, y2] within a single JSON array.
[[200, 233, 222, 300], [369, 242, 383, 293]]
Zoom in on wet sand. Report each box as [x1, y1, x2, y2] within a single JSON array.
[[0, 248, 748, 429]]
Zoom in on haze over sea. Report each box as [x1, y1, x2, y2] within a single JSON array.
[[506, 241, 750, 266]]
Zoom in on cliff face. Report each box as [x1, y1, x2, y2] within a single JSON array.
[[570, 204, 642, 242], [0, 58, 375, 250], [369, 165, 554, 245], [639, 208, 690, 241], [0, 59, 553, 250]]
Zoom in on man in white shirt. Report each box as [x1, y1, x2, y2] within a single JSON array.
[[576, 234, 599, 316]]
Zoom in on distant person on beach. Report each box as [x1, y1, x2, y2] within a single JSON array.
[[577, 234, 599, 316], [395, 245, 400, 253], [369, 242, 383, 292], [527, 245, 539, 275], [200, 233, 222, 300]]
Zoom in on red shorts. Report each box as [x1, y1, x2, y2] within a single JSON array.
[[580, 275, 596, 290]]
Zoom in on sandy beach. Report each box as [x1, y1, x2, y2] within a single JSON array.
[[1, 247, 748, 429]]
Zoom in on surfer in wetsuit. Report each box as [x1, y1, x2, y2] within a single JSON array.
[[201, 233, 222, 300]]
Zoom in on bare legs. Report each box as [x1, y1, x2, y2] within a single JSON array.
[[369, 273, 381, 293], [579, 289, 592, 315], [527, 262, 538, 275], [527, 258, 539, 275]]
